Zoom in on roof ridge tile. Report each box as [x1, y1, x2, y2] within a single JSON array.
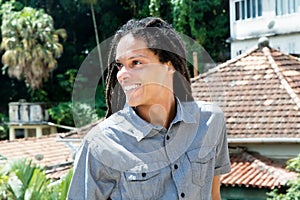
[[262, 47, 300, 109]]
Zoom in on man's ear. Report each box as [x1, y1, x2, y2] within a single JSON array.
[[166, 61, 175, 72]]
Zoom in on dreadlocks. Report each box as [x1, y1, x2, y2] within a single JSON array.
[[105, 17, 193, 118]]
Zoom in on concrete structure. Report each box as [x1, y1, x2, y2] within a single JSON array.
[[8, 101, 57, 140], [229, 0, 300, 58]]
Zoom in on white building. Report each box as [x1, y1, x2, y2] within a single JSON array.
[[228, 0, 300, 58]]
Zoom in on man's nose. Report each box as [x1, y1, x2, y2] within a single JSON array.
[[117, 66, 130, 82]]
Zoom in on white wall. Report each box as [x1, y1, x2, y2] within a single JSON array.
[[229, 143, 300, 160], [229, 0, 300, 58], [231, 34, 300, 57]]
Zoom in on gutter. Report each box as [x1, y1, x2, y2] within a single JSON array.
[[228, 137, 300, 144], [47, 122, 77, 131], [56, 136, 82, 143]]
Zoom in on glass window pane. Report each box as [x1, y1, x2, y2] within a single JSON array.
[[258, 0, 262, 16], [247, 0, 251, 18], [282, 0, 287, 14], [235, 2, 240, 20], [241, 0, 245, 19], [252, 0, 256, 17], [276, 0, 280, 15], [292, 0, 296, 13]]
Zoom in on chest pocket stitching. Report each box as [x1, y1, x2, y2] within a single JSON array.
[[187, 146, 216, 187], [124, 171, 163, 199]]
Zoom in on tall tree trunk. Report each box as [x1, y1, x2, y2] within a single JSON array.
[[90, 3, 104, 86]]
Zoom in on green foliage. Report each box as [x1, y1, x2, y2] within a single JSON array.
[[267, 154, 300, 199], [0, 159, 49, 199], [48, 101, 101, 127], [48, 69, 106, 127], [0, 0, 67, 89], [286, 154, 300, 173], [48, 69, 106, 126], [0, 113, 8, 140], [27, 88, 49, 102], [48, 169, 73, 200], [48, 102, 74, 126], [167, 0, 230, 62], [149, 0, 160, 16], [149, 0, 172, 22], [0, 158, 74, 200], [56, 69, 78, 94]]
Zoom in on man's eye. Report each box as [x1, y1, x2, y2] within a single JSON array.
[[132, 60, 141, 65], [114, 62, 124, 70]]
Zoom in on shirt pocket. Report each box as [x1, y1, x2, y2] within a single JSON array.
[[124, 170, 163, 200], [187, 146, 216, 187]]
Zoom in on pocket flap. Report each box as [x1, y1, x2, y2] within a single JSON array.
[[124, 170, 160, 181], [187, 146, 216, 163]]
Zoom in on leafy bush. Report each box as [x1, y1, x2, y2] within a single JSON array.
[[0, 113, 8, 140], [267, 154, 300, 199], [48, 101, 100, 128], [0, 158, 73, 200], [48, 169, 73, 200], [0, 159, 49, 199], [48, 84, 106, 128]]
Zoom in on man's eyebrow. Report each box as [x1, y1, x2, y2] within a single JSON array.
[[115, 54, 148, 62]]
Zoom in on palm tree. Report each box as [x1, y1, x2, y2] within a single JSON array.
[[0, 2, 67, 89], [0, 158, 74, 200], [0, 159, 49, 199]]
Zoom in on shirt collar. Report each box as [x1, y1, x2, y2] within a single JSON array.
[[123, 97, 198, 142]]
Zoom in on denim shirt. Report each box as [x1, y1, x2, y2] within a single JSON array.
[[67, 100, 231, 200]]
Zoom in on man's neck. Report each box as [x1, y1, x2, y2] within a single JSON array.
[[135, 96, 176, 129]]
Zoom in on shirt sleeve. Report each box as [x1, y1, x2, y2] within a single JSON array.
[[67, 140, 119, 200], [214, 118, 231, 176]]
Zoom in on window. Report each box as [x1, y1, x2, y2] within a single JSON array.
[[276, 0, 298, 15], [235, 0, 262, 21]]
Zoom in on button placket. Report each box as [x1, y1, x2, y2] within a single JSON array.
[[174, 164, 178, 170], [166, 135, 170, 140], [181, 192, 185, 198]]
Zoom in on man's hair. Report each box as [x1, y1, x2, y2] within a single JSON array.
[[105, 17, 193, 118]]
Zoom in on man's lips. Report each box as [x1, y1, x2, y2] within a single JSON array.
[[123, 83, 142, 93]]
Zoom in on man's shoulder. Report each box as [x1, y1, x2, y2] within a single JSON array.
[[196, 101, 224, 115], [181, 100, 223, 114]]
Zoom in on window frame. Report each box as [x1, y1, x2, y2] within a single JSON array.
[[234, 0, 262, 21]]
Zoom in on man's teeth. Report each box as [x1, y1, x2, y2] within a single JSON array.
[[124, 84, 141, 91]]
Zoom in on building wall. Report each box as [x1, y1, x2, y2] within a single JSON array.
[[221, 186, 268, 200], [231, 33, 300, 57], [229, 143, 300, 160], [229, 0, 300, 58]]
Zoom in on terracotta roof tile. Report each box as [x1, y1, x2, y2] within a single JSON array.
[[192, 46, 300, 138], [0, 134, 79, 174], [221, 151, 296, 189]]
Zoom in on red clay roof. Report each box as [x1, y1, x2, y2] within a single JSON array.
[[221, 151, 296, 189], [0, 134, 79, 178], [192, 45, 300, 138]]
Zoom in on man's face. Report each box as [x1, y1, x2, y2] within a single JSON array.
[[115, 33, 174, 108]]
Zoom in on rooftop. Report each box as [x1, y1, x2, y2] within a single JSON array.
[[0, 134, 79, 179], [221, 150, 296, 189], [192, 40, 300, 138]]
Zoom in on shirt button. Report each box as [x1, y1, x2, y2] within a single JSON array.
[[166, 135, 170, 140], [142, 173, 146, 177], [181, 193, 185, 198], [174, 164, 178, 170]]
